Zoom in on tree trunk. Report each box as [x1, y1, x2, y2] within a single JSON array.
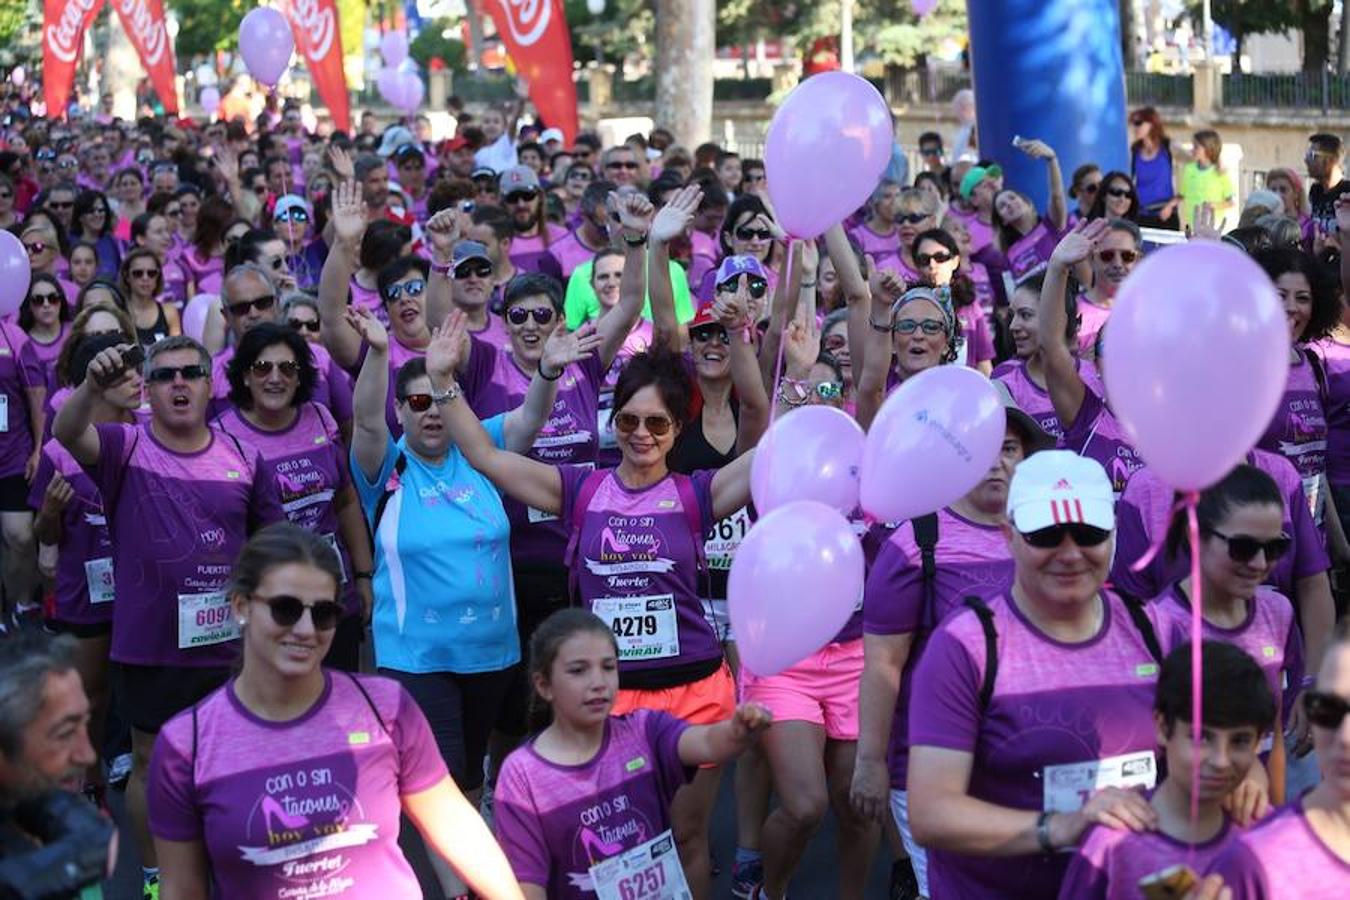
[[1119, 0, 1137, 69], [467, 0, 488, 74], [1300, 0, 1332, 73], [841, 0, 855, 73], [655, 0, 715, 147], [1339, 1, 1350, 73]]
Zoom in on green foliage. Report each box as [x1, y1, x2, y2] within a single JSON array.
[[174, 0, 252, 58], [563, 0, 654, 68], [0, 0, 39, 59], [410, 19, 466, 70]]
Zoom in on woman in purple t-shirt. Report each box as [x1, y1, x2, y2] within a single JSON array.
[[912, 228, 994, 375], [19, 275, 72, 392], [1074, 219, 1142, 362], [854, 279, 960, 430], [991, 139, 1069, 278], [149, 524, 525, 900], [496, 609, 770, 900]]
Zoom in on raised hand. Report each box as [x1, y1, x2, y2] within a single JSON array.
[[869, 268, 907, 310], [796, 238, 820, 282], [331, 181, 367, 248], [328, 145, 355, 181], [541, 323, 603, 376], [712, 286, 751, 332], [425, 208, 461, 263], [40, 471, 74, 515], [613, 191, 655, 237], [1190, 202, 1221, 242], [426, 311, 469, 381], [650, 184, 703, 244], [1051, 217, 1109, 266], [1016, 137, 1057, 161], [84, 344, 137, 395], [344, 307, 388, 354], [782, 318, 822, 377], [214, 148, 239, 184]]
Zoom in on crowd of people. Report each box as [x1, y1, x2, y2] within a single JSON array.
[[0, 81, 1347, 900]]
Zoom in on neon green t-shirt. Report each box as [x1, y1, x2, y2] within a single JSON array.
[[1180, 162, 1236, 231], [564, 260, 695, 328]]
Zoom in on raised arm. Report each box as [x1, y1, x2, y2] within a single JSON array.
[[502, 323, 604, 453], [594, 192, 656, 369], [345, 308, 391, 483], [825, 223, 873, 380], [1019, 139, 1068, 231], [757, 238, 805, 392], [708, 283, 771, 454], [1041, 220, 1106, 428], [53, 343, 136, 465], [648, 187, 701, 351], [677, 703, 772, 767], [423, 208, 461, 331], [318, 180, 369, 369], [855, 269, 906, 431]]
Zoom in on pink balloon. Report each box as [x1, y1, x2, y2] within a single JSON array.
[[180, 294, 215, 342], [396, 71, 424, 112], [765, 71, 893, 239], [199, 87, 220, 115], [911, 0, 939, 16], [10, 67, 24, 87], [376, 68, 404, 109], [0, 232, 31, 318], [380, 31, 409, 66], [860, 365, 1005, 522], [1103, 242, 1288, 491], [729, 501, 864, 677], [751, 406, 864, 515], [238, 8, 294, 88]]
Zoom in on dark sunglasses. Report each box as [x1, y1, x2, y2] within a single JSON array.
[[455, 260, 493, 280], [1303, 691, 1349, 730], [717, 274, 768, 299], [567, 170, 594, 181], [1020, 523, 1112, 549], [691, 325, 730, 345], [614, 412, 674, 436], [919, 147, 942, 157], [288, 318, 321, 333], [606, 160, 640, 170], [147, 364, 209, 383], [504, 189, 539, 204], [916, 251, 955, 266], [28, 292, 63, 307], [1096, 249, 1139, 265], [384, 279, 426, 302], [249, 359, 301, 378], [275, 208, 310, 224], [129, 267, 160, 280], [227, 295, 276, 317], [255, 593, 343, 631], [735, 226, 772, 242], [23, 241, 48, 255], [894, 318, 946, 335], [896, 213, 929, 225], [399, 392, 449, 413], [0, 190, 12, 199], [815, 382, 844, 400], [507, 306, 555, 326], [1080, 182, 1101, 194], [1105, 186, 1133, 199], [1204, 529, 1292, 564], [743, 173, 766, 183]]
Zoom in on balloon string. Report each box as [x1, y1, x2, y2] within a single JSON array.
[[760, 238, 796, 519], [1129, 493, 1191, 573], [1185, 493, 1202, 852]]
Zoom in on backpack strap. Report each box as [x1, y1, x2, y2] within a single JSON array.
[[913, 512, 940, 630], [343, 671, 390, 735], [1302, 346, 1329, 405], [370, 452, 407, 537], [1118, 592, 1165, 665], [564, 468, 611, 602], [963, 595, 999, 709], [672, 473, 709, 576]]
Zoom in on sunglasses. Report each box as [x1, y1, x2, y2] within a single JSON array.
[[894, 318, 946, 335], [1303, 691, 1349, 730], [227, 295, 276, 317], [23, 241, 48, 255], [896, 213, 929, 225], [384, 279, 426, 302], [1080, 182, 1101, 194], [504, 189, 539, 204], [455, 260, 493, 280], [147, 364, 209, 383], [249, 359, 301, 378], [691, 326, 730, 345], [0, 190, 11, 199], [735, 226, 773, 242], [255, 593, 343, 631], [1020, 523, 1112, 549], [1096, 249, 1140, 265], [717, 274, 768, 299], [920, 147, 942, 157], [568, 170, 593, 181], [399, 392, 450, 412], [1204, 529, 1292, 564], [916, 251, 955, 266], [28, 292, 63, 307], [743, 173, 766, 183], [87, 206, 107, 216], [275, 208, 310, 224], [129, 267, 160, 280], [1105, 187, 1133, 199], [506, 306, 555, 326], [614, 412, 674, 436], [606, 161, 640, 170], [815, 382, 844, 400], [288, 318, 320, 333], [1130, 117, 1146, 126]]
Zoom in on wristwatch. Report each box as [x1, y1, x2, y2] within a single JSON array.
[[430, 259, 453, 276], [430, 384, 460, 404]]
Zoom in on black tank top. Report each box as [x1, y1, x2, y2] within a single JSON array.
[[135, 304, 170, 349], [669, 397, 740, 601]]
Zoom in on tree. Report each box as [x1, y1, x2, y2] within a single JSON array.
[[654, 0, 714, 146], [174, 0, 252, 58], [563, 0, 654, 74], [0, 0, 39, 59], [410, 20, 466, 71], [1188, 0, 1295, 71]]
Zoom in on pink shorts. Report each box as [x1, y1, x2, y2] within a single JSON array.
[[739, 638, 864, 740]]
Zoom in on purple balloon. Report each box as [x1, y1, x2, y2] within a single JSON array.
[[729, 501, 864, 677], [1103, 242, 1288, 491], [396, 71, 424, 112], [0, 232, 31, 318], [380, 31, 409, 66], [180, 294, 215, 342], [859, 365, 1005, 523], [751, 406, 864, 515], [199, 87, 220, 115], [911, 0, 939, 16], [376, 68, 403, 108], [239, 8, 294, 88], [765, 72, 893, 239]]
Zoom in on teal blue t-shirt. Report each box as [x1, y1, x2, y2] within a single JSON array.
[[352, 415, 519, 674]]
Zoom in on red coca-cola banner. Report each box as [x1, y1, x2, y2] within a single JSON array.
[[484, 0, 579, 143], [111, 0, 179, 114], [42, 0, 107, 119], [278, 0, 350, 133]]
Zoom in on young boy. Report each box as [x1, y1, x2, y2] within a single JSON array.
[[1057, 641, 1275, 899]]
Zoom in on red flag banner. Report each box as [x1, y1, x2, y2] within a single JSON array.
[[42, 0, 106, 119], [111, 0, 179, 114], [484, 0, 579, 143], [278, 0, 351, 133]]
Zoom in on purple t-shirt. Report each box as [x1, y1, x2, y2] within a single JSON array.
[[548, 229, 606, 278], [1062, 387, 1144, 498], [215, 404, 359, 617], [148, 672, 446, 898], [993, 357, 1105, 441], [461, 337, 604, 568], [1111, 449, 1328, 599], [210, 344, 354, 427], [183, 248, 224, 295], [85, 422, 284, 667], [509, 224, 569, 280], [1076, 295, 1113, 358], [1006, 216, 1062, 280], [956, 304, 994, 368], [863, 508, 1015, 787], [1059, 818, 1238, 900], [560, 466, 721, 681], [468, 314, 512, 352], [347, 338, 426, 439], [350, 276, 386, 326], [25, 324, 68, 393], [848, 223, 901, 272], [1206, 804, 1350, 898], [0, 321, 45, 479], [1257, 354, 1327, 523], [909, 591, 1173, 899], [688, 231, 719, 292], [1311, 336, 1350, 490], [494, 710, 693, 898], [28, 439, 113, 626]]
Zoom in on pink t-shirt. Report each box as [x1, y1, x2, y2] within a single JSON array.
[[992, 357, 1105, 441], [688, 231, 719, 292], [0, 322, 51, 478], [28, 439, 113, 627], [1310, 336, 1350, 489], [1005, 216, 1063, 280], [350, 276, 386, 325], [849, 222, 901, 271], [509, 223, 568, 280], [548, 229, 606, 278], [1207, 804, 1350, 898], [1257, 353, 1328, 522], [1062, 388, 1145, 498], [148, 672, 446, 898], [1076, 294, 1113, 358], [1059, 818, 1239, 900], [956, 304, 994, 368], [494, 710, 693, 899]]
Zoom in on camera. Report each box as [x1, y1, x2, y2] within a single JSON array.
[[0, 791, 114, 899]]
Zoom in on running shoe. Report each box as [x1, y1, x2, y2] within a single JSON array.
[[890, 858, 920, 900], [732, 858, 764, 899]]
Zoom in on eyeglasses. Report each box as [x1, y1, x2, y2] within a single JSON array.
[[614, 412, 674, 436], [1105, 187, 1133, 199], [717, 274, 768, 299], [226, 295, 277, 317], [1096, 249, 1139, 265], [506, 306, 555, 326], [146, 364, 209, 383], [814, 382, 844, 400], [22, 241, 48, 255], [1303, 691, 1349, 730], [1020, 523, 1112, 548], [691, 325, 730, 345], [823, 333, 848, 351], [384, 279, 426, 302], [288, 318, 321, 333], [28, 292, 63, 307], [254, 593, 343, 631], [274, 208, 309, 224], [916, 251, 955, 266], [504, 189, 539, 204], [896, 213, 930, 225], [454, 260, 493, 280], [399, 392, 450, 412], [1204, 529, 1292, 564], [129, 267, 160, 280], [249, 359, 301, 378], [735, 226, 772, 242], [606, 160, 640, 170], [894, 318, 946, 335]]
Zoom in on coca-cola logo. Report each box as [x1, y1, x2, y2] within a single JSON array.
[[289, 0, 336, 60], [114, 0, 168, 66], [45, 0, 103, 65], [496, 0, 550, 48]]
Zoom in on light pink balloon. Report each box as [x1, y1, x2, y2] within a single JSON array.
[[729, 501, 864, 677], [860, 365, 1005, 522], [376, 68, 404, 109], [10, 67, 24, 87], [380, 31, 409, 66], [180, 294, 215, 342], [751, 406, 864, 515], [1103, 241, 1288, 491], [765, 71, 893, 239], [911, 0, 939, 16], [396, 71, 424, 112], [238, 8, 294, 88], [0, 232, 31, 318], [199, 87, 220, 115]]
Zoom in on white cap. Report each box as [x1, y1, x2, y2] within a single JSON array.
[[1006, 450, 1115, 533], [539, 128, 565, 146]]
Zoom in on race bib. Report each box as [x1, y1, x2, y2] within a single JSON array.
[[0, 394, 7, 433], [593, 594, 680, 661], [1301, 474, 1325, 525], [321, 533, 348, 583], [177, 591, 239, 649], [1043, 750, 1156, 814], [598, 401, 618, 450], [704, 507, 751, 571], [83, 557, 115, 605], [590, 829, 692, 900]]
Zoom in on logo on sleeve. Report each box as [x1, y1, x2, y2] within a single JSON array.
[[656, 500, 676, 509], [1135, 663, 1159, 677], [625, 756, 647, 773], [1262, 645, 1277, 658], [347, 731, 370, 745], [226, 470, 241, 479]]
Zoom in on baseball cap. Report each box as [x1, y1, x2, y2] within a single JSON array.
[[715, 255, 768, 287], [498, 165, 541, 194], [470, 166, 498, 182], [687, 303, 723, 332], [440, 135, 470, 153], [393, 143, 425, 165], [991, 380, 1056, 455], [539, 128, 564, 146], [377, 126, 416, 158], [272, 194, 311, 222], [1006, 450, 1115, 533], [452, 240, 492, 267], [959, 164, 1003, 200]]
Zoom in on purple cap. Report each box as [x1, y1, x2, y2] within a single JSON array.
[[715, 255, 768, 287]]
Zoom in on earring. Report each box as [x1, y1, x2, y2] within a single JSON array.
[[237, 619, 246, 627]]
